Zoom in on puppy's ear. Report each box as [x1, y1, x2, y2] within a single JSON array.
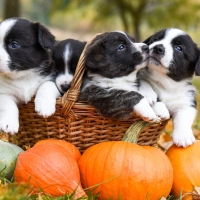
[[84, 35, 106, 70], [195, 49, 200, 76], [35, 23, 55, 49], [143, 36, 152, 45]]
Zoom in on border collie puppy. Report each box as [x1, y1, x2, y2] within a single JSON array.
[[51, 39, 86, 94], [138, 28, 200, 147], [0, 17, 60, 134], [79, 31, 160, 122]]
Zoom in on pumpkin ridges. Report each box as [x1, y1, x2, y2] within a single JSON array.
[[34, 139, 81, 162], [166, 141, 200, 200], [117, 142, 127, 199], [16, 148, 75, 191], [100, 141, 119, 198], [14, 144, 86, 198], [79, 141, 173, 200], [78, 141, 100, 189], [148, 147, 173, 198]]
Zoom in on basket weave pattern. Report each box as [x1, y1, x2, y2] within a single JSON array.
[[15, 34, 168, 153]]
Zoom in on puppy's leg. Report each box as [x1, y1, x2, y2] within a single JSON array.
[[0, 94, 19, 134], [152, 101, 170, 121], [172, 107, 196, 147], [35, 81, 61, 118], [79, 85, 157, 121], [138, 80, 157, 106]]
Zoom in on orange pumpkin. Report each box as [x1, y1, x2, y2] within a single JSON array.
[[79, 141, 173, 200], [34, 139, 81, 162], [166, 140, 200, 200], [14, 143, 86, 198]]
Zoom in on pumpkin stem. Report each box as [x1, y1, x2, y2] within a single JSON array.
[[192, 186, 200, 199], [122, 118, 161, 144]]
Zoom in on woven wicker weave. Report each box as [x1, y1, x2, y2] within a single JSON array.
[[15, 34, 168, 153]]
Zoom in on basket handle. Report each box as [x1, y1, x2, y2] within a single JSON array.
[[61, 34, 102, 118], [123, 119, 161, 144]]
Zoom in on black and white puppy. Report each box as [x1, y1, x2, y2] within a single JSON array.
[[51, 39, 86, 94], [138, 28, 200, 147], [0, 17, 60, 134], [79, 31, 159, 121]]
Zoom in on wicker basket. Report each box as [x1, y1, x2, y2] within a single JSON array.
[[14, 34, 168, 153]]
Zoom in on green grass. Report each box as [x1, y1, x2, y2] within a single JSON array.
[[0, 177, 181, 200]]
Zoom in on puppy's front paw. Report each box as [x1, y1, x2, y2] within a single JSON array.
[[152, 102, 170, 121], [172, 129, 195, 147], [0, 117, 19, 134], [35, 98, 56, 118], [139, 88, 157, 106], [134, 98, 158, 122]]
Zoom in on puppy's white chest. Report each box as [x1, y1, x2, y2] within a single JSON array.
[[0, 72, 50, 103], [89, 71, 138, 91]]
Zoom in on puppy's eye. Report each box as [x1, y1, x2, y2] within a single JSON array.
[[118, 44, 125, 51], [175, 45, 183, 52], [153, 38, 158, 42], [10, 41, 20, 49]]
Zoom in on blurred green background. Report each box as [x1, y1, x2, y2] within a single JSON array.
[[0, 0, 200, 138], [1, 0, 200, 43]]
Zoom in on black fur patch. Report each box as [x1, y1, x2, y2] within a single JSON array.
[[169, 35, 199, 81], [5, 17, 55, 77], [79, 85, 143, 120], [84, 32, 143, 78]]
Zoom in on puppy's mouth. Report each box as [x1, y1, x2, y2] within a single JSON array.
[[142, 56, 150, 63], [149, 56, 162, 66]]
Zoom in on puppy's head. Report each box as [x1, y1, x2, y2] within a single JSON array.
[[0, 17, 55, 77], [52, 39, 86, 94], [84, 31, 149, 78], [144, 28, 200, 81]]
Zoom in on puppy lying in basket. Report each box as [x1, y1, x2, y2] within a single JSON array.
[[138, 28, 200, 147], [79, 31, 166, 122], [0, 17, 59, 134]]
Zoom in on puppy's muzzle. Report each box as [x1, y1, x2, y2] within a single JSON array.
[[153, 44, 165, 55]]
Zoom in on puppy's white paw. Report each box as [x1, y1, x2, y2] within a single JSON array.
[[172, 129, 195, 147], [35, 98, 56, 118], [0, 117, 19, 134], [143, 92, 157, 106], [152, 102, 170, 120], [134, 98, 158, 122]]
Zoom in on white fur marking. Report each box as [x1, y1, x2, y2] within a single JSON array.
[[0, 19, 17, 73], [35, 81, 61, 118], [149, 28, 186, 69], [0, 94, 19, 134], [55, 44, 74, 93]]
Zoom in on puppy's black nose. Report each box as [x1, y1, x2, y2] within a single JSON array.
[[60, 83, 70, 92], [142, 45, 149, 53], [153, 44, 165, 55]]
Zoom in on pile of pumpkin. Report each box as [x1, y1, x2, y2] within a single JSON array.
[[1, 138, 200, 200]]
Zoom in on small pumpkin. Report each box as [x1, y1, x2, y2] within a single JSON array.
[[78, 121, 173, 200], [34, 139, 81, 161], [166, 140, 200, 200], [14, 143, 86, 198], [0, 140, 24, 180]]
